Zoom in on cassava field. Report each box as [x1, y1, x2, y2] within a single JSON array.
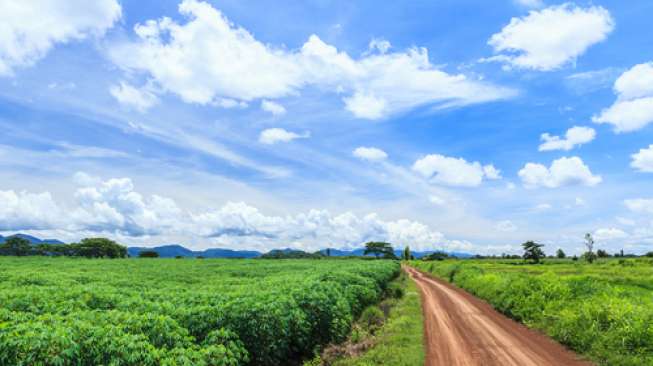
[[0, 257, 399, 366], [411, 259, 653, 366]]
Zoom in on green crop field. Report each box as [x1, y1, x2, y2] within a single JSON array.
[[411, 258, 653, 366], [0, 257, 399, 366]]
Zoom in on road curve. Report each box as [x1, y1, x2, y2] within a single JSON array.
[[405, 266, 592, 366]]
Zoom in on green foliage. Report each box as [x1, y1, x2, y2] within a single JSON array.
[[0, 236, 33, 256], [333, 275, 424, 366], [363, 242, 395, 259], [522, 241, 545, 264], [69, 238, 128, 258], [556, 249, 566, 259], [0, 257, 399, 365], [402, 246, 410, 261], [139, 250, 160, 258], [359, 306, 384, 333], [260, 249, 323, 259], [422, 251, 449, 261], [412, 259, 653, 366]]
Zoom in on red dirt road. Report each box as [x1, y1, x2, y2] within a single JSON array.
[[405, 267, 592, 366]]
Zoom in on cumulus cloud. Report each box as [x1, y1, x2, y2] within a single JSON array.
[[0, 0, 121, 76], [593, 63, 653, 132], [486, 4, 614, 71], [261, 100, 287, 116], [624, 198, 653, 214], [258, 128, 309, 145], [0, 190, 63, 230], [630, 145, 653, 172], [539, 126, 596, 151], [109, 81, 159, 112], [0, 174, 466, 252], [412, 154, 500, 187], [353, 147, 388, 162], [518, 156, 602, 188], [108, 0, 514, 120]]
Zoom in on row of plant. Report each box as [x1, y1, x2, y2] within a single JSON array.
[[0, 258, 400, 365], [411, 259, 653, 366]]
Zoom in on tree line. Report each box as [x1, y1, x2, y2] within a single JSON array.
[[0, 236, 128, 258]]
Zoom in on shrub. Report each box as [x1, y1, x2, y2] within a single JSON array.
[[359, 306, 384, 333]]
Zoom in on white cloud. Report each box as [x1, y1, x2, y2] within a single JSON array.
[[258, 128, 309, 145], [496, 220, 517, 232], [0, 174, 467, 252], [109, 81, 159, 112], [575, 197, 586, 206], [412, 154, 499, 187], [594, 228, 628, 241], [539, 126, 596, 151], [368, 38, 391, 54], [0, 0, 121, 76], [353, 147, 388, 162], [109, 0, 514, 119], [486, 4, 614, 71], [483, 164, 502, 180], [0, 190, 62, 230], [518, 156, 602, 188], [624, 198, 653, 214], [631, 145, 653, 172], [261, 100, 287, 116], [593, 63, 653, 132]]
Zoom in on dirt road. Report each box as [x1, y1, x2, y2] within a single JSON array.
[[405, 266, 591, 366]]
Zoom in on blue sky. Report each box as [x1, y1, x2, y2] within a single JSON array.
[[1, 0, 653, 255]]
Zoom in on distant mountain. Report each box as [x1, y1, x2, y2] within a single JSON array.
[[127, 245, 261, 258], [0, 234, 65, 245]]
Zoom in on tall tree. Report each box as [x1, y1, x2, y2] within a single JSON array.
[[556, 248, 566, 259], [522, 241, 545, 264], [403, 246, 411, 260], [364, 242, 394, 259], [584, 233, 596, 264]]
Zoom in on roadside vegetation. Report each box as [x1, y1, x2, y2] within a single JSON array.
[[411, 247, 653, 366], [0, 258, 399, 365], [306, 270, 425, 366]]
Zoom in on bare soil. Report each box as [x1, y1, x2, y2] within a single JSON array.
[[405, 266, 592, 366]]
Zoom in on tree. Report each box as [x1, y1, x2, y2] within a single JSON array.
[[422, 251, 449, 261], [556, 248, 566, 259], [363, 242, 394, 259], [522, 241, 545, 264], [138, 250, 160, 258], [403, 246, 411, 261], [596, 249, 610, 258], [645, 251, 653, 258], [584, 233, 595, 264], [1, 236, 32, 256], [69, 238, 127, 258]]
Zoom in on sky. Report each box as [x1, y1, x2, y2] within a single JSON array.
[[1, 0, 653, 255]]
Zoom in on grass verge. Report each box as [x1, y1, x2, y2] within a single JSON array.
[[308, 270, 425, 366]]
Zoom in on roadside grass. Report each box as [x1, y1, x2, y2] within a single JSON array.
[[411, 259, 653, 366], [328, 270, 425, 366]]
